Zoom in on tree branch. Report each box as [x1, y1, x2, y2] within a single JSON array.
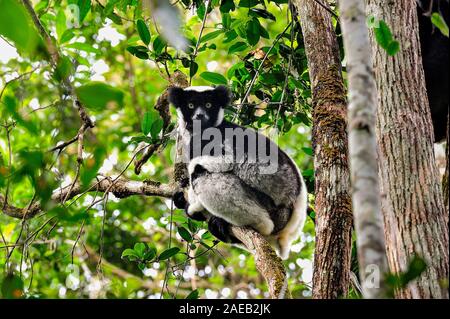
[[0, 178, 179, 220], [231, 226, 290, 299]]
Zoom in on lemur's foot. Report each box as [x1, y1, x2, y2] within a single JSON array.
[[208, 216, 240, 243]]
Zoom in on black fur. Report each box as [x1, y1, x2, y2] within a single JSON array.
[[208, 216, 240, 243], [168, 86, 230, 131], [418, 0, 449, 142], [173, 191, 207, 221], [170, 86, 302, 247], [173, 191, 188, 209]]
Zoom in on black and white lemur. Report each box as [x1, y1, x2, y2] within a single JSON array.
[[418, 0, 449, 142], [166, 1, 447, 260], [169, 86, 307, 260]]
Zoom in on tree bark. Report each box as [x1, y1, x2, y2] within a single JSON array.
[[339, 0, 389, 299], [366, 0, 449, 299], [292, 0, 353, 299]]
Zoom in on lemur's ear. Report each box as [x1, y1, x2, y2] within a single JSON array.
[[213, 85, 231, 107], [168, 87, 185, 107]]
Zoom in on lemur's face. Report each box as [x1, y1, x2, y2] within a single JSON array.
[[168, 86, 230, 131]]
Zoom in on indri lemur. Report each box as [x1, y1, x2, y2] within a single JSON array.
[[418, 0, 449, 142], [169, 86, 307, 260]]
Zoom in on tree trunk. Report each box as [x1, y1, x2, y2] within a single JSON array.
[[292, 0, 353, 299], [444, 114, 449, 219], [339, 0, 389, 299], [366, 0, 449, 299]]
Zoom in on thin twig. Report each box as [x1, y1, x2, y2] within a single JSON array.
[[233, 22, 293, 121], [189, 0, 211, 85], [312, 0, 339, 19]]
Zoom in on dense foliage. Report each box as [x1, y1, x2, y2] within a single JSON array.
[[0, 0, 323, 299]]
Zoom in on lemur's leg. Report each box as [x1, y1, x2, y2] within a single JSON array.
[[186, 187, 208, 221], [191, 168, 275, 240], [208, 216, 240, 243]]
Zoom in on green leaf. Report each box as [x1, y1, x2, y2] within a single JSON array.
[[190, 61, 199, 77], [239, 0, 259, 8], [60, 29, 75, 44], [134, 243, 146, 258], [127, 45, 149, 59], [0, 0, 42, 56], [200, 29, 224, 43], [141, 111, 155, 135], [431, 12, 449, 37], [223, 30, 238, 43], [153, 36, 167, 54], [80, 147, 106, 187], [228, 41, 247, 54], [227, 61, 245, 79], [141, 111, 163, 138], [143, 247, 157, 261], [220, 0, 235, 13], [159, 247, 180, 260], [56, 9, 66, 42], [178, 227, 193, 242], [185, 289, 199, 299], [78, 0, 91, 23], [66, 42, 101, 54], [386, 41, 400, 56], [259, 24, 270, 39], [373, 20, 401, 56], [53, 55, 73, 82], [136, 19, 151, 45], [302, 147, 313, 156], [150, 118, 164, 140], [128, 135, 153, 145], [3, 96, 38, 134], [246, 18, 261, 46], [1, 274, 24, 299], [121, 249, 140, 259], [197, 2, 206, 20], [249, 8, 276, 21], [200, 72, 228, 85], [303, 169, 314, 177], [76, 82, 124, 111], [401, 256, 427, 285], [222, 13, 232, 29], [373, 20, 394, 50]]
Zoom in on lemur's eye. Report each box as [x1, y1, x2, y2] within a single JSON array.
[[205, 102, 212, 108], [188, 103, 194, 109]]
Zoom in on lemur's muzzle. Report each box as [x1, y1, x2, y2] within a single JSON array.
[[193, 113, 205, 120], [192, 109, 210, 124]]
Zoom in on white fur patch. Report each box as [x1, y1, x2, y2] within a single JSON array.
[[276, 173, 307, 260], [214, 108, 224, 126], [188, 155, 234, 175], [184, 86, 215, 92]]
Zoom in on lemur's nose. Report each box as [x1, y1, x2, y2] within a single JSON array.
[[194, 113, 205, 120]]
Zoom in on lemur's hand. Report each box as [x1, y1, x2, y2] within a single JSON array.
[[187, 210, 207, 222], [173, 191, 207, 221], [173, 191, 188, 209]]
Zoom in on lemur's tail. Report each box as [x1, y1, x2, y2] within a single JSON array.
[[276, 176, 308, 260]]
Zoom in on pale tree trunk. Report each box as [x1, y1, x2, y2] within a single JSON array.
[[366, 0, 449, 299], [339, 0, 389, 299], [292, 0, 353, 298]]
